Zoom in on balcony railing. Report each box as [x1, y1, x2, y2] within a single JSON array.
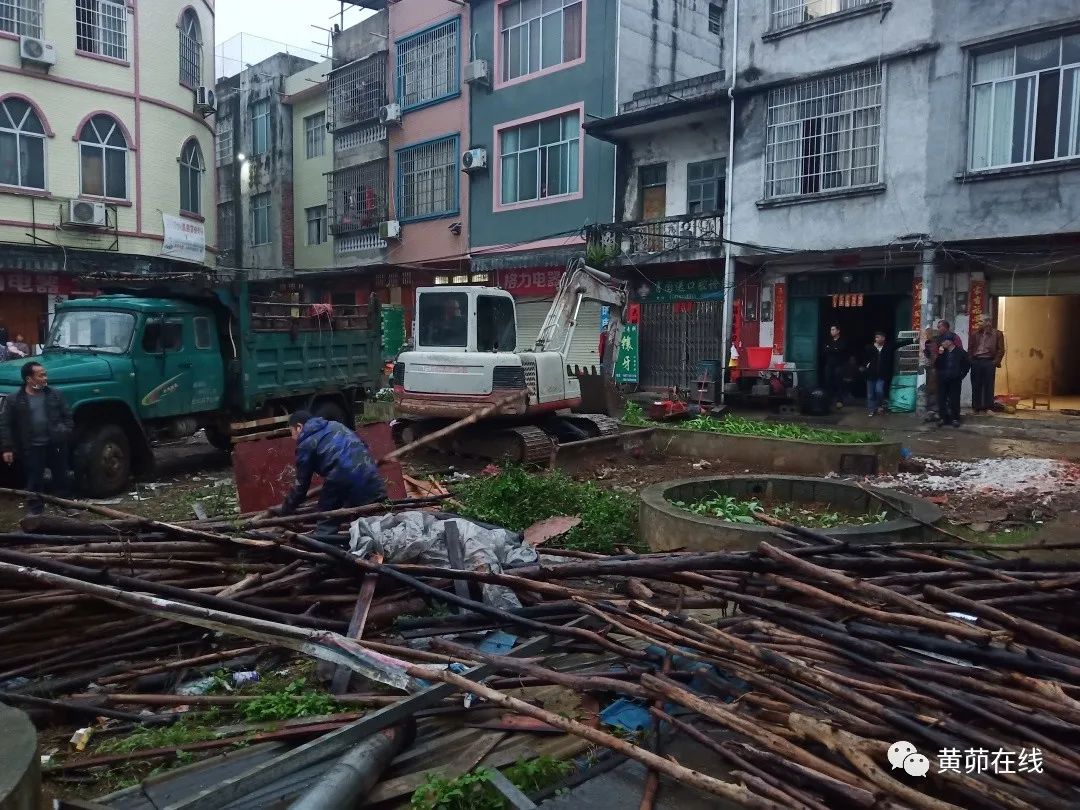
[[327, 53, 387, 132], [328, 160, 388, 235], [600, 213, 724, 256]]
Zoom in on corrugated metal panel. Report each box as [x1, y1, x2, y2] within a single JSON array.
[[988, 271, 1080, 296], [514, 300, 548, 351], [514, 300, 601, 371], [639, 300, 724, 389]]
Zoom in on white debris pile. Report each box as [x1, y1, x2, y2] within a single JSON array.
[[878, 457, 1079, 496]]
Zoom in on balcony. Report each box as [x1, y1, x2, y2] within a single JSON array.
[[327, 53, 387, 132], [328, 160, 388, 235], [596, 213, 724, 260]]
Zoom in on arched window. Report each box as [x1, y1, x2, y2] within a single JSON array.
[[179, 9, 202, 87], [79, 114, 128, 199], [0, 98, 46, 190], [179, 139, 203, 214]]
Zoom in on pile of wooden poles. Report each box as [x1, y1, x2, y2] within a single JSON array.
[[2, 485, 1080, 809]]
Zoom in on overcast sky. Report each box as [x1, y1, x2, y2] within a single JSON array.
[[215, 1, 372, 50]]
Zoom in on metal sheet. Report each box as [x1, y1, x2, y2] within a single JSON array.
[[232, 423, 405, 513], [639, 300, 724, 390]]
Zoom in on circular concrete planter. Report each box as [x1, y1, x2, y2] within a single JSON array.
[[0, 703, 39, 810], [635, 425, 903, 475], [640, 475, 941, 552]]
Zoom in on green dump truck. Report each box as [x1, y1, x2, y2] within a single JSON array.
[[0, 274, 383, 497]]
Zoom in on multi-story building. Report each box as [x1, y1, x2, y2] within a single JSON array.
[[283, 59, 333, 273], [466, 0, 725, 367], [726, 0, 1080, 407], [1, 0, 215, 345], [215, 52, 316, 276]]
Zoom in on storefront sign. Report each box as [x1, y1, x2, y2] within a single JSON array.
[[969, 279, 987, 327], [161, 214, 206, 264], [639, 277, 725, 303], [772, 283, 787, 355], [498, 268, 562, 297], [0, 272, 72, 295], [832, 293, 864, 308], [614, 323, 639, 384]]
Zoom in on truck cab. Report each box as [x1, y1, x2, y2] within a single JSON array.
[[0, 296, 227, 496]]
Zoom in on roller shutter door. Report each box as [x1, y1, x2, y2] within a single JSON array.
[[988, 271, 1080, 296], [514, 300, 602, 371], [639, 300, 724, 389]]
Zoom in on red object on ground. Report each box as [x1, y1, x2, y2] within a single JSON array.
[[746, 347, 773, 370], [647, 400, 689, 421], [232, 422, 406, 513]]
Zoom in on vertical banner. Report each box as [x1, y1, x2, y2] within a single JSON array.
[[614, 323, 639, 384], [912, 279, 923, 332], [772, 283, 787, 355], [969, 279, 987, 327]]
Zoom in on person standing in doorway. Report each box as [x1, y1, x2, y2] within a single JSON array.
[[823, 325, 848, 409], [969, 318, 1005, 414], [863, 331, 892, 417], [934, 337, 970, 428], [0, 362, 75, 515]]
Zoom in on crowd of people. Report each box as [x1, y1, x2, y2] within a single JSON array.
[[821, 317, 1005, 427]]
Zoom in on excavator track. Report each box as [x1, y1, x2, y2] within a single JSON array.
[[562, 413, 622, 438], [457, 424, 555, 464]]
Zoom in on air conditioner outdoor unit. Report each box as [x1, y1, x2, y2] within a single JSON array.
[[379, 220, 401, 240], [463, 59, 490, 85], [67, 200, 108, 228], [20, 36, 57, 68], [378, 104, 402, 126], [195, 86, 217, 115], [461, 148, 488, 173]]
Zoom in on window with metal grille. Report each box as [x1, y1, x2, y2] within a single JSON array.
[[396, 18, 460, 111], [769, 0, 877, 31], [179, 140, 204, 215], [708, 3, 723, 35], [79, 114, 128, 199], [764, 66, 881, 199], [306, 205, 328, 245], [217, 203, 234, 251], [970, 34, 1080, 170], [0, 97, 46, 190], [251, 193, 271, 245], [501, 0, 583, 83], [328, 160, 388, 234], [397, 136, 458, 221], [76, 0, 128, 62], [179, 8, 202, 88], [686, 159, 725, 213], [0, 0, 43, 38], [328, 54, 387, 131], [304, 112, 326, 159], [499, 110, 580, 205], [216, 117, 233, 165], [251, 98, 270, 156]]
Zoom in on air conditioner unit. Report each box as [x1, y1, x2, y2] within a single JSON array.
[[461, 148, 488, 173], [195, 86, 217, 115], [463, 59, 490, 85], [378, 104, 402, 126], [379, 220, 401, 240], [19, 36, 57, 68], [67, 200, 108, 228]]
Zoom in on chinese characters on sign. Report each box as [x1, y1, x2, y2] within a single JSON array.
[[614, 323, 639, 384], [772, 283, 787, 355], [498, 268, 563, 297], [639, 277, 725, 303], [161, 214, 206, 264], [912, 279, 923, 332], [0, 272, 70, 295], [832, 293, 864, 308], [969, 279, 987, 327]]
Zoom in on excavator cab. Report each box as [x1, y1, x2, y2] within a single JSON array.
[[414, 287, 517, 353]]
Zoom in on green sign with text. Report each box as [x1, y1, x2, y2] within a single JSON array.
[[614, 323, 639, 384]]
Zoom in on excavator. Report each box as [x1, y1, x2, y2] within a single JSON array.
[[391, 258, 626, 462]]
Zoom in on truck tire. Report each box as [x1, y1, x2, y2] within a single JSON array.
[[76, 425, 132, 498], [314, 400, 350, 427], [204, 426, 232, 454]]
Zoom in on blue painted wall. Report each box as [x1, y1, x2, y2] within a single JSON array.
[[467, 0, 618, 250]]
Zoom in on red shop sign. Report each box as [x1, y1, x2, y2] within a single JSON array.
[[498, 268, 562, 297], [0, 272, 73, 296]]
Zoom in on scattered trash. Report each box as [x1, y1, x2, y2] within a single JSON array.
[[524, 515, 582, 547], [231, 671, 260, 686], [69, 727, 93, 752]]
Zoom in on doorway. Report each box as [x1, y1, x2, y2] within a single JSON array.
[[995, 295, 1080, 409], [819, 294, 909, 401]]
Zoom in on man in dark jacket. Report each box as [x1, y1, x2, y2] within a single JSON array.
[[862, 331, 892, 417], [823, 325, 848, 409], [0, 362, 75, 515], [278, 411, 386, 543], [934, 338, 970, 428]]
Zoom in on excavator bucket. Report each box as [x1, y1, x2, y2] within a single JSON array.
[[572, 365, 625, 417]]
